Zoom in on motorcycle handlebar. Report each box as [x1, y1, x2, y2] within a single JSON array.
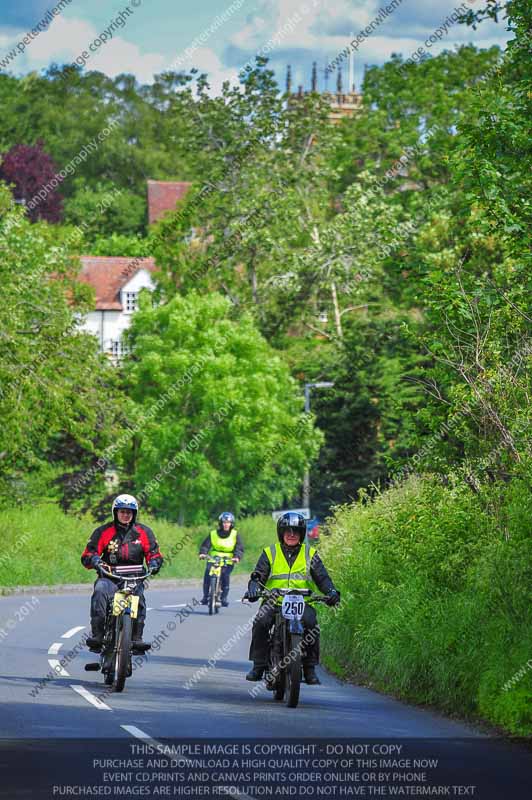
[[97, 565, 152, 582], [242, 588, 330, 604], [204, 556, 238, 564]]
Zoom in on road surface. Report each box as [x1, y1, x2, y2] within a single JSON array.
[[0, 583, 530, 798]]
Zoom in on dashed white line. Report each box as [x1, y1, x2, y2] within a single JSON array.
[[161, 604, 188, 608], [121, 725, 154, 740], [71, 685, 112, 710], [119, 726, 252, 799], [62, 626, 85, 639], [48, 642, 63, 655], [48, 659, 69, 677]]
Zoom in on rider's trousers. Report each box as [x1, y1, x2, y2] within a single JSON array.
[[249, 602, 319, 667]]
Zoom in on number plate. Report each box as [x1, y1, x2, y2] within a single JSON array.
[[281, 594, 305, 620], [112, 592, 139, 619]]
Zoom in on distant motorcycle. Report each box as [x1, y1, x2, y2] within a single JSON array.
[[85, 564, 151, 692], [205, 555, 237, 616], [244, 586, 330, 708]]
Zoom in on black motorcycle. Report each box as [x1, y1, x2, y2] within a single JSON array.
[[245, 586, 329, 708], [85, 564, 151, 692]]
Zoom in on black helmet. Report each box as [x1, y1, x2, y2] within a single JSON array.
[[277, 512, 306, 544]]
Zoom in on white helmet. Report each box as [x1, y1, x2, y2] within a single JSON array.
[[112, 494, 138, 524]]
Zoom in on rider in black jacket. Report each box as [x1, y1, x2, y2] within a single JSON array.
[[246, 512, 340, 685], [81, 494, 163, 652]]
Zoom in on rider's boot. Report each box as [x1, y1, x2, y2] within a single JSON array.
[[303, 665, 321, 685], [131, 621, 151, 654], [220, 589, 229, 608], [245, 663, 265, 681], [86, 618, 105, 652]]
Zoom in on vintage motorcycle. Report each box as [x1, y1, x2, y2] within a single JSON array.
[[244, 586, 330, 708], [205, 555, 237, 616], [85, 564, 152, 692]]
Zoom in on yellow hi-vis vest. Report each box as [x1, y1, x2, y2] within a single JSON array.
[[209, 529, 238, 558], [264, 542, 318, 602]]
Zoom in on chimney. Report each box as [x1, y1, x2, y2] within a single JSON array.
[[336, 68, 343, 99], [286, 64, 292, 94]]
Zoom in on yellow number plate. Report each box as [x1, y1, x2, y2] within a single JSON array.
[[112, 592, 139, 619]]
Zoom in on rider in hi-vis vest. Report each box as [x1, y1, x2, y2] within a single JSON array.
[[245, 512, 340, 686], [198, 512, 244, 606]]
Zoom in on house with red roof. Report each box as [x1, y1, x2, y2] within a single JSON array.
[[78, 180, 191, 359], [78, 256, 157, 359]]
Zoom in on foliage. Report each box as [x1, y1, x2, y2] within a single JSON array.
[[0, 68, 200, 235], [123, 290, 322, 524], [0, 504, 274, 588], [320, 475, 532, 736], [63, 182, 146, 237], [0, 141, 63, 222], [153, 60, 338, 340], [0, 183, 126, 507]]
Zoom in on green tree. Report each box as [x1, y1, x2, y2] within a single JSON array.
[[154, 60, 337, 340], [0, 184, 126, 508], [123, 291, 322, 523]]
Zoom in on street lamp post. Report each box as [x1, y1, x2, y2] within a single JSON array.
[[303, 381, 335, 514]]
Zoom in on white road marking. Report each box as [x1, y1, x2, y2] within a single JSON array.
[[161, 604, 188, 608], [146, 607, 153, 611], [62, 626, 85, 639], [48, 642, 63, 655], [71, 685, 112, 710], [48, 659, 69, 677], [120, 726, 253, 799], [121, 725, 154, 740]]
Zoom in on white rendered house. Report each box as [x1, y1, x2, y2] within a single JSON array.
[[76, 180, 191, 360], [77, 256, 156, 359]]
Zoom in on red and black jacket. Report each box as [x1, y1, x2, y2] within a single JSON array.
[[81, 521, 163, 572]]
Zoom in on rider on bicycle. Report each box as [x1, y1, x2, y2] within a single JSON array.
[[246, 512, 340, 686], [199, 512, 243, 607], [81, 494, 163, 652]]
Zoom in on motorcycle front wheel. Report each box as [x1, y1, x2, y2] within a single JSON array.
[[285, 633, 302, 708], [209, 575, 217, 616], [113, 614, 132, 693]]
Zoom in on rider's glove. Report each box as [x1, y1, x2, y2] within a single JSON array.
[[326, 588, 341, 607], [247, 579, 260, 602], [149, 558, 162, 575], [90, 555, 103, 573]]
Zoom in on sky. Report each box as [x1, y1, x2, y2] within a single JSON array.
[[0, 0, 510, 92]]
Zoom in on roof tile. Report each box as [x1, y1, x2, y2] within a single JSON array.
[[147, 180, 191, 225], [78, 256, 156, 310]]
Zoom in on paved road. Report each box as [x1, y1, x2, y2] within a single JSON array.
[[1, 584, 531, 798]]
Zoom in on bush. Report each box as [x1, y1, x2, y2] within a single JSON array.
[[0, 505, 274, 588], [319, 476, 532, 736]]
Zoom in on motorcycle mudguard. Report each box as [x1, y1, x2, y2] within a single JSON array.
[[289, 619, 304, 635], [113, 592, 140, 619]]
